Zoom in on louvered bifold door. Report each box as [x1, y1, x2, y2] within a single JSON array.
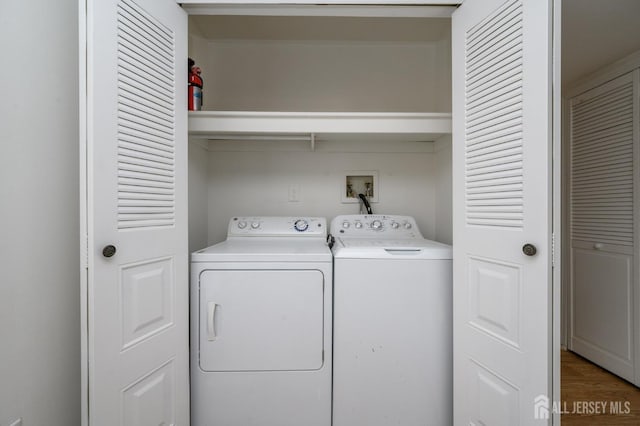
[[453, 0, 553, 424], [86, 0, 189, 424], [569, 71, 639, 384], [117, 0, 177, 230]]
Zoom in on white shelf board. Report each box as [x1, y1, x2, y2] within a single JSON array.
[[188, 111, 452, 142], [180, 0, 461, 4], [181, 4, 456, 18]]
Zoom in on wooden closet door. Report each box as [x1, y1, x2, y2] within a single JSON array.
[[569, 70, 640, 384]]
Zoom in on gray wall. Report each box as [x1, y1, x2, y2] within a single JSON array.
[[0, 1, 80, 425]]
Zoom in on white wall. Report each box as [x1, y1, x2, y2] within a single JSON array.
[[189, 140, 211, 253], [0, 1, 80, 425], [203, 141, 438, 245], [193, 38, 450, 112], [434, 135, 452, 245]]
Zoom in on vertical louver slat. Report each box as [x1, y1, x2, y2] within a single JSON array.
[[117, 0, 175, 230], [465, 0, 524, 228], [570, 77, 634, 246]]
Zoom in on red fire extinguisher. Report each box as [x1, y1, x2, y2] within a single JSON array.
[[188, 58, 203, 111]]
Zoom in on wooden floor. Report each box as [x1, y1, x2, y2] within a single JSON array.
[[561, 350, 640, 425]]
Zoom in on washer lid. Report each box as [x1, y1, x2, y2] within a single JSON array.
[[333, 237, 452, 260], [192, 238, 332, 263]]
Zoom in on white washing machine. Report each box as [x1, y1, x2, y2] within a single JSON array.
[[330, 214, 453, 426], [190, 216, 332, 426]]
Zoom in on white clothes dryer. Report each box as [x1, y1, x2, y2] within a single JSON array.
[[330, 214, 453, 426], [191, 217, 332, 426]]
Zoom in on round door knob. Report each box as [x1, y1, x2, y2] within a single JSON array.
[[102, 245, 117, 258], [522, 243, 537, 256]]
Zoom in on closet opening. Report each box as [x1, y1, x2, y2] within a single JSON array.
[[186, 13, 454, 250]]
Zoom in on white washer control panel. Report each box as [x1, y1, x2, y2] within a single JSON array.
[[330, 215, 423, 239], [228, 216, 326, 237]]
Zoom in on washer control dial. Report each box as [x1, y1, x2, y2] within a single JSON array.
[[404, 221, 412, 229], [391, 221, 400, 229], [294, 219, 309, 232], [342, 221, 351, 229], [251, 221, 261, 229], [355, 221, 363, 229], [371, 220, 383, 230], [237, 221, 247, 229]]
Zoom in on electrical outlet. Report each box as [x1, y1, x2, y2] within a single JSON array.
[[288, 184, 300, 202], [8, 418, 23, 426]]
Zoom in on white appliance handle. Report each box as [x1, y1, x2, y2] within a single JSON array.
[[207, 301, 217, 341], [384, 249, 423, 255]]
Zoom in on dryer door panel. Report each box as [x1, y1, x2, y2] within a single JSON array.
[[199, 269, 324, 372]]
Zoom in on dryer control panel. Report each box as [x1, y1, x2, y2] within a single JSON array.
[[228, 216, 327, 237], [330, 215, 423, 239]]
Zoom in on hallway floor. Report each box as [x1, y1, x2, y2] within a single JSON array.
[[561, 350, 640, 425]]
